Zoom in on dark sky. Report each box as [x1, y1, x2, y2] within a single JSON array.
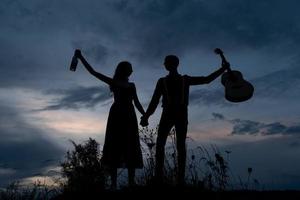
[[1, 0, 300, 189]]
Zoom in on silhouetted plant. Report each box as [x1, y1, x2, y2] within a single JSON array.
[[139, 127, 231, 189], [0, 182, 21, 200], [139, 127, 157, 184], [186, 145, 230, 191], [0, 181, 59, 200], [163, 128, 178, 185], [236, 167, 261, 191], [246, 167, 253, 190], [139, 127, 179, 185], [60, 138, 107, 195]]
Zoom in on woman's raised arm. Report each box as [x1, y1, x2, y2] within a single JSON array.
[[75, 50, 113, 85]]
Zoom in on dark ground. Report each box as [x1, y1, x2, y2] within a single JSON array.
[[52, 186, 300, 200]]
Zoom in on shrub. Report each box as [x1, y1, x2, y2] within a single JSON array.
[[60, 138, 107, 195]]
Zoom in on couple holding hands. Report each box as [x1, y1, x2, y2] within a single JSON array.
[[72, 49, 229, 188]]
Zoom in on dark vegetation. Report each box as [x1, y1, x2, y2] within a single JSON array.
[[1, 127, 299, 199]]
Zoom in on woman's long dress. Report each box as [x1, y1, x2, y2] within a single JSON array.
[[101, 84, 143, 168]]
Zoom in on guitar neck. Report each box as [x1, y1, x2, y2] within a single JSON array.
[[219, 53, 232, 72]]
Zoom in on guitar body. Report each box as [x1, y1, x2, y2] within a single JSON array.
[[221, 70, 254, 102], [214, 48, 254, 103]]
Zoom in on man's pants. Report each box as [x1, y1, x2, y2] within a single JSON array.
[[155, 107, 188, 184]]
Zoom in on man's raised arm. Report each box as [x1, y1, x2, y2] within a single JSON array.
[[187, 64, 228, 85]]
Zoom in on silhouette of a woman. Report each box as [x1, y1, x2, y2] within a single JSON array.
[[75, 50, 144, 189]]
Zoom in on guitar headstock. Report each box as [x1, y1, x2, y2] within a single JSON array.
[[214, 48, 223, 55]]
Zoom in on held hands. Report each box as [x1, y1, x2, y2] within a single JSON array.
[[140, 115, 149, 127]]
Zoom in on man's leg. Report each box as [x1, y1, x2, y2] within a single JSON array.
[[110, 167, 117, 190], [128, 167, 135, 187], [175, 112, 188, 185], [155, 117, 173, 183]]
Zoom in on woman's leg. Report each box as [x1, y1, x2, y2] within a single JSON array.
[[128, 168, 135, 186], [110, 168, 117, 189]]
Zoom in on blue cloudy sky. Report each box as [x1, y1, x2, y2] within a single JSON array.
[[1, 0, 300, 189]]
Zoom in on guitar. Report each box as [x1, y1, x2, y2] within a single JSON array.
[[214, 48, 254, 102]]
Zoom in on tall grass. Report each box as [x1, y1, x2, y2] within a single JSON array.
[[139, 127, 231, 190]]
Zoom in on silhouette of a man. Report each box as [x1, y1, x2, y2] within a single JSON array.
[[141, 55, 229, 185]]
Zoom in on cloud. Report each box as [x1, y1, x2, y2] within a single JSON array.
[[231, 120, 300, 136], [0, 105, 64, 186], [251, 67, 300, 99], [0, 168, 16, 176], [107, 0, 300, 62], [72, 39, 108, 63], [1, 0, 300, 92], [41, 86, 112, 110], [285, 125, 300, 135], [212, 112, 225, 120], [189, 88, 233, 107], [231, 119, 264, 135], [212, 113, 300, 136], [3, 0, 300, 67]]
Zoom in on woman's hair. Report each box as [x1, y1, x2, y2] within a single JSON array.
[[110, 61, 132, 92]]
